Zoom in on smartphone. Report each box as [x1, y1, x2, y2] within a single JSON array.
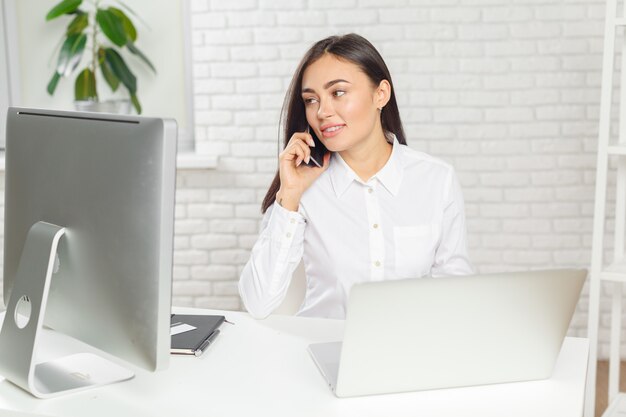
[[305, 126, 329, 168]]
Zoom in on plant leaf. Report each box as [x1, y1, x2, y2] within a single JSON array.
[[99, 48, 120, 92], [96, 9, 127, 47], [114, 0, 150, 30], [56, 33, 87, 77], [48, 35, 66, 69], [127, 42, 156, 73], [47, 72, 62, 95], [98, 47, 106, 65], [66, 12, 88, 35], [74, 68, 97, 100], [101, 62, 120, 92], [130, 93, 142, 114], [109, 7, 136, 42], [104, 48, 136, 93], [105, 49, 140, 113], [46, 0, 82, 21]]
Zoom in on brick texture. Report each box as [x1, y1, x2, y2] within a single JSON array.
[[5, 1, 621, 356], [178, 0, 617, 352]]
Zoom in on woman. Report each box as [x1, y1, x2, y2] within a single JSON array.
[[239, 33, 474, 319]]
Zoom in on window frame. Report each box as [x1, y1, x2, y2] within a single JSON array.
[[0, 0, 20, 149]]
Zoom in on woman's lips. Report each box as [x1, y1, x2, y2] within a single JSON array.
[[321, 124, 345, 138]]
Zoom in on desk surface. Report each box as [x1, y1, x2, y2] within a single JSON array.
[[0, 308, 589, 417]]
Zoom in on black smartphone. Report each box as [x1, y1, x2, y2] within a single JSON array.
[[305, 126, 329, 168]]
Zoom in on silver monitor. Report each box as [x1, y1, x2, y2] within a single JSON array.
[[0, 107, 177, 397]]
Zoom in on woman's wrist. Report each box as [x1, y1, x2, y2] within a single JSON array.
[[276, 188, 301, 212]]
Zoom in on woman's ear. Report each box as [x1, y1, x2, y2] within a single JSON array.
[[375, 80, 391, 110]]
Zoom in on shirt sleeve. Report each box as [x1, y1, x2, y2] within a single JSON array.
[[431, 168, 475, 278], [238, 201, 306, 319]]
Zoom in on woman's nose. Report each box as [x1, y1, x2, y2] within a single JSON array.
[[317, 99, 334, 118]]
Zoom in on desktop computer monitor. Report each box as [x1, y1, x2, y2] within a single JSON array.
[[0, 107, 177, 397]]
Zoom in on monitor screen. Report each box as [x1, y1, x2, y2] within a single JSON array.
[[2, 108, 176, 374]]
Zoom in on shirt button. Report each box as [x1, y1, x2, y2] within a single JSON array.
[[368, 188, 373, 194], [374, 261, 381, 267], [373, 223, 379, 229], [290, 218, 296, 224], [286, 233, 292, 238]]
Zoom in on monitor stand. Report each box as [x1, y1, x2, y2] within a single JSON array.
[[0, 221, 134, 398]]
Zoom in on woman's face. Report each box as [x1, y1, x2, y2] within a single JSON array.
[[301, 54, 389, 153]]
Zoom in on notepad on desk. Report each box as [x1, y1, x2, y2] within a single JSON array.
[[170, 314, 225, 357]]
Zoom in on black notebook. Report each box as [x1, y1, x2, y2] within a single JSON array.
[[170, 314, 225, 356]]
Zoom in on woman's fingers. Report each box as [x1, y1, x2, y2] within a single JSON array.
[[286, 132, 315, 149], [292, 140, 311, 166], [278, 131, 329, 197], [283, 142, 305, 165], [281, 136, 312, 167], [291, 132, 315, 148]]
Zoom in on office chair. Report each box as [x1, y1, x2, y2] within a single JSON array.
[[273, 261, 306, 315]]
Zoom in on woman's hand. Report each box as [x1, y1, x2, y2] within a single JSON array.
[[276, 131, 330, 211]]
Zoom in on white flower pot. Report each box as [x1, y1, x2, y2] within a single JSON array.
[[73, 99, 131, 115]]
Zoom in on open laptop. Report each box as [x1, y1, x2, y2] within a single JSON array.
[[308, 268, 586, 397]]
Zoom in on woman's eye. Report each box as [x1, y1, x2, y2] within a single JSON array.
[[304, 97, 318, 105], [333, 90, 346, 97]]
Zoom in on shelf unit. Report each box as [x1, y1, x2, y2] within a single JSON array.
[[587, 1, 626, 416]]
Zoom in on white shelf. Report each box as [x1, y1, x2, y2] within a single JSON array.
[[601, 260, 626, 282], [587, 7, 626, 417], [607, 145, 626, 156], [603, 392, 626, 416]]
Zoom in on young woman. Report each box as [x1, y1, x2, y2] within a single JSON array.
[[239, 33, 474, 319]]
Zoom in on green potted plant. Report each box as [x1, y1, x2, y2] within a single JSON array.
[[45, 0, 155, 114]]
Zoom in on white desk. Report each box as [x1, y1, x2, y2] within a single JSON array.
[[0, 308, 589, 417]]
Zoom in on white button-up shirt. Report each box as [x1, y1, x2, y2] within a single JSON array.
[[239, 136, 474, 319]]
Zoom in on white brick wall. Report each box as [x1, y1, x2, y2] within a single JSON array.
[[3, 0, 623, 357], [181, 0, 625, 355]]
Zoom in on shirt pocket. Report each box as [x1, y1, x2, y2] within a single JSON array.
[[394, 224, 439, 278]]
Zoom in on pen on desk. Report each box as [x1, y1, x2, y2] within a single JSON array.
[[195, 329, 220, 357]]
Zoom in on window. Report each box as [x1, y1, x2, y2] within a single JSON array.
[[2, 0, 196, 154], [0, 0, 19, 149]]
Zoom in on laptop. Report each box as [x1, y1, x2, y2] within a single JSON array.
[[308, 268, 586, 397]]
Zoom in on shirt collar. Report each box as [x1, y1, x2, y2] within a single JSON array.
[[374, 134, 404, 196], [328, 134, 405, 198]]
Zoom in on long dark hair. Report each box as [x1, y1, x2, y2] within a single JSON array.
[[261, 33, 406, 213]]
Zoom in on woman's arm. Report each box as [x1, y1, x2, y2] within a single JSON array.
[[240, 131, 330, 318], [431, 168, 475, 277], [238, 202, 307, 319]]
